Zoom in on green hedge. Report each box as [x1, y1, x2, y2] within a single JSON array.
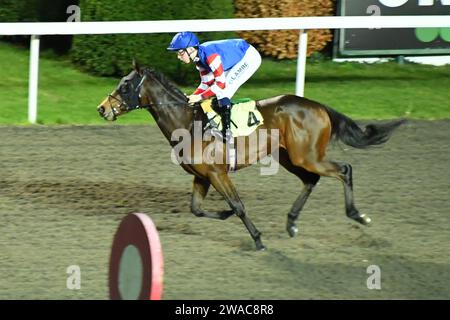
[[0, 0, 39, 22], [71, 0, 236, 84], [0, 0, 81, 22], [0, 0, 38, 44], [0, 0, 78, 53]]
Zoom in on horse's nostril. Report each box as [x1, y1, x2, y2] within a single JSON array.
[[98, 106, 105, 115]]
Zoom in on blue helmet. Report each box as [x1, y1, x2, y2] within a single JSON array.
[[167, 32, 200, 51]]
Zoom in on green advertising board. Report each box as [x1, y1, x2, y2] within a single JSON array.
[[335, 0, 450, 57]]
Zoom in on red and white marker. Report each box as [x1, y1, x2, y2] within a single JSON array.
[[109, 213, 164, 300]]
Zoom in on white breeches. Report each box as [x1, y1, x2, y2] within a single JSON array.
[[215, 45, 262, 100]]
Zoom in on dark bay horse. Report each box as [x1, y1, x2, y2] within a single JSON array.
[[97, 61, 405, 250]]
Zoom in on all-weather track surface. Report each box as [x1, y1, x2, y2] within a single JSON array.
[[0, 120, 449, 299]]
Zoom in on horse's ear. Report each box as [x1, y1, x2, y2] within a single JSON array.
[[132, 59, 142, 75]]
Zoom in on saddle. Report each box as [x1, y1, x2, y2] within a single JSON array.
[[200, 98, 264, 137]]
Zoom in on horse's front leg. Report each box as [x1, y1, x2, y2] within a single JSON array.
[[208, 171, 266, 251], [191, 176, 234, 220]]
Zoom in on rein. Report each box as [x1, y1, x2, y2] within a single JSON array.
[[137, 101, 194, 110], [108, 74, 189, 112]]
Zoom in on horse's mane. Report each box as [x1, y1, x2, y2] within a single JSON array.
[[143, 67, 187, 102]]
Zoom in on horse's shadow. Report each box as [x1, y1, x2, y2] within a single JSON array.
[[254, 248, 449, 299]]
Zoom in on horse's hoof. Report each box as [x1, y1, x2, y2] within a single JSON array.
[[287, 225, 298, 238], [256, 243, 267, 251], [351, 213, 372, 226], [361, 214, 372, 225]]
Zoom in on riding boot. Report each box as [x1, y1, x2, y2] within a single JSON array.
[[222, 105, 232, 141], [219, 98, 232, 142]]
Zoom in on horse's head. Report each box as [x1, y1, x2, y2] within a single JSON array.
[[98, 61, 190, 123], [97, 60, 147, 121]]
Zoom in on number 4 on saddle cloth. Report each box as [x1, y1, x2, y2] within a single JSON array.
[[200, 98, 264, 138]]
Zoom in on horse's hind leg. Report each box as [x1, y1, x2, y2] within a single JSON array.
[[285, 119, 371, 226], [301, 160, 372, 226], [337, 163, 371, 225], [288, 142, 371, 225], [278, 149, 320, 237], [191, 176, 234, 220], [208, 171, 266, 250]]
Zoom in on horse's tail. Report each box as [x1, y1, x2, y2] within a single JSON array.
[[323, 106, 406, 149]]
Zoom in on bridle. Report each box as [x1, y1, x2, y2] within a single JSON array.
[[107, 70, 195, 115], [106, 73, 149, 115]]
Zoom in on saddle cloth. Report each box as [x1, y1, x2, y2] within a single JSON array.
[[200, 99, 264, 137]]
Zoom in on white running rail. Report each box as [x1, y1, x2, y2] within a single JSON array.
[[1, 15, 450, 123]]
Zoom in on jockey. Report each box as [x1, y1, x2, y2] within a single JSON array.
[[167, 31, 262, 139]]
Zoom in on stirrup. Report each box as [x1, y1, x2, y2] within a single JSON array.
[[222, 129, 233, 144]]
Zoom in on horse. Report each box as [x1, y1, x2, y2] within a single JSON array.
[[97, 60, 405, 251]]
